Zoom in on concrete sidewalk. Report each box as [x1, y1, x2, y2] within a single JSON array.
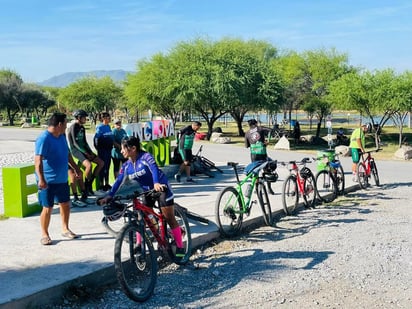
[[0, 141, 407, 308]]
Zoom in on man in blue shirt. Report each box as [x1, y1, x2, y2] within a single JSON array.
[[35, 113, 82, 245]]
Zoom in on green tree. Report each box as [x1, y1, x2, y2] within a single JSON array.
[[0, 69, 24, 125]]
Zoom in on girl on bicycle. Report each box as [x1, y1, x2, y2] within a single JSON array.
[[98, 136, 185, 257]]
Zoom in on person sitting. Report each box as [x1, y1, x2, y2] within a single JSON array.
[[336, 127, 347, 145]]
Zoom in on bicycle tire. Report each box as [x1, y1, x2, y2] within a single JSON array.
[[370, 160, 380, 186], [201, 156, 224, 173], [302, 173, 317, 208], [215, 186, 243, 237], [336, 165, 345, 195], [257, 182, 273, 226], [315, 170, 338, 203], [114, 222, 157, 302], [356, 162, 368, 189], [166, 206, 192, 265], [282, 175, 299, 215], [101, 216, 126, 238]]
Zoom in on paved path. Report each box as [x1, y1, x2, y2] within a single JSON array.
[[0, 127, 410, 308]]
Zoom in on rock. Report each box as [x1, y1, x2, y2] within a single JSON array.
[[210, 132, 231, 144], [335, 145, 350, 156], [394, 145, 412, 160], [274, 136, 290, 150]]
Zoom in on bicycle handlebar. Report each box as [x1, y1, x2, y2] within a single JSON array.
[[361, 148, 382, 155]]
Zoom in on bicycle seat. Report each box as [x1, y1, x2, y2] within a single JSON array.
[[227, 162, 238, 167]]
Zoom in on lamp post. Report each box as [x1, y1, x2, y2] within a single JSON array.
[[347, 113, 350, 127]]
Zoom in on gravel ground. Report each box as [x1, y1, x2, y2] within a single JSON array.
[[47, 182, 412, 309]]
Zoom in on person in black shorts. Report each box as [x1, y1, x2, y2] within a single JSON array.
[[174, 121, 202, 183]]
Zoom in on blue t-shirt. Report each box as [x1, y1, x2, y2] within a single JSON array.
[[94, 124, 114, 150], [35, 131, 69, 184]]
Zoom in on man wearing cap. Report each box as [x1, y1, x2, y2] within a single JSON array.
[[349, 124, 368, 181]]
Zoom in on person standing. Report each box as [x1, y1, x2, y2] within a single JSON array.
[[245, 119, 270, 162], [98, 136, 185, 257], [111, 119, 128, 179], [35, 112, 81, 245], [67, 109, 103, 195], [174, 121, 202, 183], [349, 123, 368, 181], [94, 112, 114, 191]]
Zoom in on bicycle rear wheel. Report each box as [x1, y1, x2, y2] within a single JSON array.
[[257, 182, 273, 226], [356, 162, 368, 189], [166, 206, 192, 265], [370, 160, 380, 186], [302, 173, 316, 208], [336, 165, 345, 195], [282, 175, 299, 215], [215, 187, 243, 237], [114, 222, 157, 302], [315, 170, 338, 203], [101, 216, 126, 238]]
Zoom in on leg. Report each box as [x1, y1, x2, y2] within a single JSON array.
[[40, 207, 53, 239], [162, 205, 183, 248], [59, 201, 72, 234]]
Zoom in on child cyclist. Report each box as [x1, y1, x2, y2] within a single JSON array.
[[98, 136, 185, 257]]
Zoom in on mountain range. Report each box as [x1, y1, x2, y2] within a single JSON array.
[[38, 70, 131, 88]]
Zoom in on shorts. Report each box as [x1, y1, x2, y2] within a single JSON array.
[[351, 148, 362, 163], [71, 148, 96, 163], [178, 148, 193, 163], [38, 183, 70, 208], [143, 188, 174, 208]]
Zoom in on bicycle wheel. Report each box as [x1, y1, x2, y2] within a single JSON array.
[[257, 182, 273, 226], [302, 173, 317, 208], [114, 222, 157, 302], [166, 206, 192, 265], [370, 160, 380, 186], [336, 165, 345, 195], [315, 170, 338, 203], [101, 216, 126, 238], [282, 175, 299, 215], [356, 162, 368, 189], [215, 187, 243, 237]]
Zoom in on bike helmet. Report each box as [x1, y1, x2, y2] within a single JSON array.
[[300, 167, 312, 179], [264, 160, 277, 173], [263, 171, 279, 182], [103, 202, 126, 221], [73, 109, 88, 119]]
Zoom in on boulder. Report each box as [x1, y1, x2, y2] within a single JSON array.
[[273, 136, 290, 150], [394, 145, 412, 160], [335, 145, 350, 157], [210, 132, 231, 144]]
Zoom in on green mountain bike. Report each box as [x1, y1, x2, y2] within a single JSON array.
[[215, 160, 278, 237]]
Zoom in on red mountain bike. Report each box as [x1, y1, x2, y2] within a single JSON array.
[[356, 149, 381, 189]]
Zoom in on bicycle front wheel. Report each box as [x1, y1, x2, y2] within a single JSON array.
[[315, 170, 338, 203], [282, 175, 299, 215], [370, 160, 380, 186], [257, 182, 273, 226], [167, 206, 192, 265], [215, 187, 243, 237], [101, 216, 126, 238], [356, 162, 368, 189], [302, 173, 317, 208], [114, 222, 157, 302]]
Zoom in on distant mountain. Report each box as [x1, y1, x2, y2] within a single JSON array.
[[38, 70, 131, 88]]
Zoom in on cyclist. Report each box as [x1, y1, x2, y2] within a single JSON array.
[[174, 121, 202, 183], [349, 123, 368, 181], [98, 136, 185, 257], [111, 119, 128, 179], [245, 119, 270, 162], [67, 109, 104, 195]]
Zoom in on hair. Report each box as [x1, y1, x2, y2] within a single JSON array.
[[121, 136, 141, 152], [192, 121, 202, 127], [48, 113, 67, 127], [99, 112, 110, 121], [248, 119, 258, 126]]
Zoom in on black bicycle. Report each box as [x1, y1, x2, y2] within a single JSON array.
[[191, 145, 223, 177]]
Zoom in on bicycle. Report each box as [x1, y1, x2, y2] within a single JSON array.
[[315, 152, 345, 203], [280, 157, 316, 215], [215, 159, 277, 237], [191, 145, 224, 177], [356, 149, 381, 189], [101, 188, 192, 302]]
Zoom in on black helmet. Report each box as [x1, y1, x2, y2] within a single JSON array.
[[300, 167, 312, 179], [103, 202, 126, 221], [263, 171, 278, 182], [73, 109, 88, 119], [248, 119, 258, 126]]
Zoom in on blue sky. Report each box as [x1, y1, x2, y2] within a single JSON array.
[[1, 0, 412, 83]]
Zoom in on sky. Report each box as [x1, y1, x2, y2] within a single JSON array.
[[1, 0, 412, 83]]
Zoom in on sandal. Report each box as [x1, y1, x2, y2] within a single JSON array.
[[61, 231, 79, 239], [41, 236, 52, 246]]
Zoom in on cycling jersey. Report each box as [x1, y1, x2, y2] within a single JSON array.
[[178, 125, 196, 150]]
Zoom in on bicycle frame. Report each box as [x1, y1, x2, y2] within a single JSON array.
[[288, 161, 305, 196], [231, 163, 259, 212], [360, 152, 373, 176]]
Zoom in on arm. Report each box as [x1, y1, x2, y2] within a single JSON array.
[[34, 155, 47, 189]]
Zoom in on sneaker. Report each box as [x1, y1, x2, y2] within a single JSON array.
[[174, 174, 181, 182], [186, 177, 196, 183], [175, 247, 186, 258], [71, 199, 87, 208]]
